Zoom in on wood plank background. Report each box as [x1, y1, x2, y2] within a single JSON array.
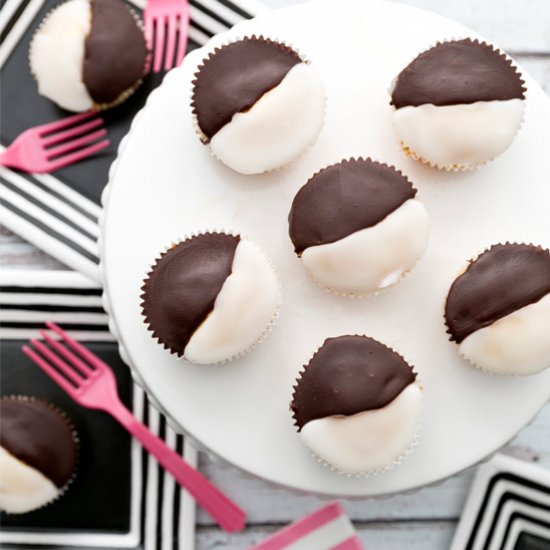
[[1, 0, 549, 548]]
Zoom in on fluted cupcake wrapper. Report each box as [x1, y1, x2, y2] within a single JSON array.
[[141, 229, 282, 366], [388, 37, 526, 172]]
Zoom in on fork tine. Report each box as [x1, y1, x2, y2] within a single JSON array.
[[38, 111, 97, 135], [47, 139, 110, 171], [47, 322, 108, 371], [164, 15, 177, 71], [46, 129, 107, 159], [42, 118, 104, 147], [153, 16, 165, 72], [144, 11, 154, 50], [40, 329, 94, 377], [30, 339, 83, 386], [22, 345, 76, 394], [175, 13, 189, 67]]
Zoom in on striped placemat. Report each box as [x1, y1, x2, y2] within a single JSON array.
[[0, 0, 264, 281], [0, 268, 198, 550]]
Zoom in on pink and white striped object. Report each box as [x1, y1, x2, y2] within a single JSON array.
[[249, 502, 364, 550]]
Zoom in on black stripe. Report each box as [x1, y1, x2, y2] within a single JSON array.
[[215, 0, 253, 20], [1, 177, 98, 242], [0, 0, 33, 43], [0, 198, 100, 264], [505, 513, 550, 550], [0, 321, 109, 330], [140, 394, 150, 545], [0, 285, 102, 295], [189, 0, 233, 29], [514, 531, 550, 550], [467, 473, 550, 549], [1, 304, 105, 312]]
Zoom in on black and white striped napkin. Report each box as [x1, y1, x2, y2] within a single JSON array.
[[0, 0, 263, 281], [0, 269, 199, 550]]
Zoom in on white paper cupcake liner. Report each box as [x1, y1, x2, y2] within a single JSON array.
[[0, 395, 79, 514], [189, 35, 326, 175], [290, 337, 423, 478], [141, 229, 282, 366], [444, 241, 550, 376], [388, 37, 527, 172]]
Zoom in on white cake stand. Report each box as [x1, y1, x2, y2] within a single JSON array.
[[100, 0, 550, 497]]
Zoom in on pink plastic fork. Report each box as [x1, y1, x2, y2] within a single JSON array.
[[0, 112, 109, 173], [22, 322, 246, 533], [144, 0, 190, 72]]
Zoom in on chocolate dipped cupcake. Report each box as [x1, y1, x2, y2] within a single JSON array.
[[191, 36, 325, 175], [288, 158, 429, 296], [29, 0, 148, 112], [141, 232, 280, 364], [445, 244, 550, 376], [390, 39, 525, 170], [291, 335, 422, 474], [0, 397, 78, 514]]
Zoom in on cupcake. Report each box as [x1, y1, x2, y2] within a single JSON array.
[[288, 158, 429, 296], [191, 36, 325, 175], [390, 39, 526, 170], [29, 0, 148, 112], [141, 232, 281, 364], [0, 397, 78, 514], [291, 335, 422, 474], [445, 244, 550, 375]]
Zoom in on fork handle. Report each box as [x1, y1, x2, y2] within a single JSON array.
[[109, 402, 245, 532]]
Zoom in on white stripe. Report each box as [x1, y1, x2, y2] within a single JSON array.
[[0, 293, 103, 306], [0, 309, 108, 323], [130, 386, 146, 548], [145, 405, 161, 550], [0, 0, 26, 35], [0, 0, 45, 68], [0, 327, 114, 341], [161, 426, 177, 550], [0, 269, 100, 289], [0, 205, 100, 282], [179, 440, 198, 550], [190, 6, 229, 35], [1, 172, 100, 250], [225, 0, 266, 16], [285, 515, 357, 550], [34, 172, 102, 220]]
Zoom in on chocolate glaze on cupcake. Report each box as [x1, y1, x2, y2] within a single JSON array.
[[141, 232, 280, 364], [291, 335, 422, 474], [445, 244, 550, 375], [288, 158, 429, 296], [0, 397, 77, 514], [30, 0, 148, 112], [191, 36, 325, 174], [390, 39, 526, 170]]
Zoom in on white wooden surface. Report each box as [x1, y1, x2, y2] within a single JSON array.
[[1, 1, 549, 548]]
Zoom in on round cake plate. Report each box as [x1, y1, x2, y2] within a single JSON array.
[[101, 0, 550, 497]]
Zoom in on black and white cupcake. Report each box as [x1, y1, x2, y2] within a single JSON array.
[[29, 0, 148, 112], [445, 243, 550, 376], [141, 232, 281, 364], [191, 36, 325, 174], [390, 39, 526, 170], [291, 335, 422, 474], [0, 397, 78, 514], [288, 158, 429, 296]]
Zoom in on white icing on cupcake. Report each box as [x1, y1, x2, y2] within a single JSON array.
[[184, 239, 281, 364], [300, 384, 422, 474]]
